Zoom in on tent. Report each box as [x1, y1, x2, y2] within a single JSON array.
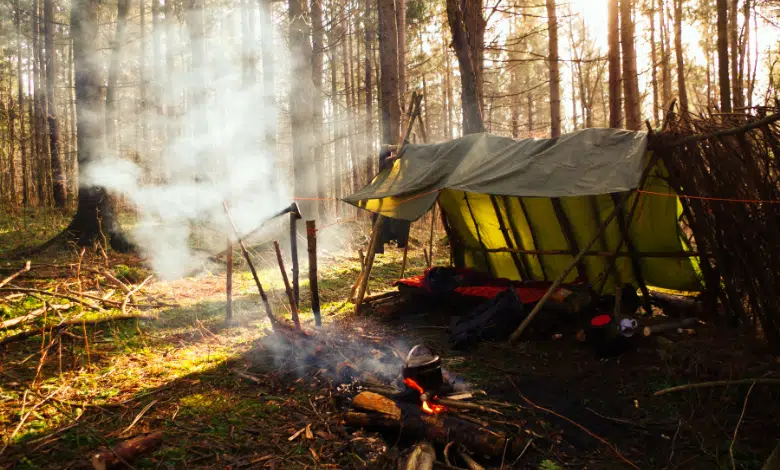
[[344, 128, 701, 297]]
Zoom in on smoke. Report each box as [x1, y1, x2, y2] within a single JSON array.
[[83, 3, 313, 279]]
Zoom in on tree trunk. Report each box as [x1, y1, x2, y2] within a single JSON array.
[[241, 0, 256, 85], [329, 4, 343, 213], [8, 87, 17, 207], [717, 0, 731, 112], [649, 0, 660, 126], [444, 48, 452, 139], [347, 14, 360, 191], [660, 0, 672, 109], [43, 0, 65, 207], [106, 0, 131, 159], [364, 0, 374, 181], [607, 0, 621, 128], [547, 0, 561, 137], [445, 0, 485, 135], [738, 0, 749, 109], [674, 0, 689, 112], [260, 0, 276, 151], [378, 0, 401, 143], [32, 0, 48, 206], [65, 0, 129, 250], [465, 0, 485, 114], [311, 0, 327, 220], [620, 0, 641, 130], [729, 0, 742, 110], [16, 0, 28, 207], [289, 0, 316, 215], [395, 0, 406, 109]]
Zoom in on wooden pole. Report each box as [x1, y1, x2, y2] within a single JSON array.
[[399, 242, 410, 278], [509, 195, 627, 342], [226, 239, 233, 324], [273, 240, 301, 330], [427, 203, 436, 268], [306, 220, 321, 326], [222, 202, 276, 327], [290, 213, 300, 309], [354, 216, 384, 313]]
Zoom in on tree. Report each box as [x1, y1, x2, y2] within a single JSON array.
[[546, 0, 561, 137], [729, 0, 742, 109], [445, 0, 485, 134], [106, 0, 131, 155], [649, 0, 660, 125], [607, 0, 622, 128], [396, 0, 406, 108], [674, 0, 689, 112], [63, 0, 130, 250], [311, 0, 327, 220], [717, 0, 731, 112], [364, 0, 374, 180], [15, 0, 27, 206], [44, 0, 65, 207], [260, 0, 276, 151], [378, 0, 401, 143], [620, 0, 641, 130]]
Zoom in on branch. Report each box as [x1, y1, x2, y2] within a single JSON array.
[[0, 261, 31, 289], [653, 378, 780, 396], [0, 314, 156, 346]]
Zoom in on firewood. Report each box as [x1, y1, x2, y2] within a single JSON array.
[[91, 431, 163, 470], [456, 449, 485, 470], [352, 391, 402, 420], [399, 441, 435, 470], [642, 317, 699, 336]]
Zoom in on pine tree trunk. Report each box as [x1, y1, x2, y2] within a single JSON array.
[[620, 0, 641, 130], [311, 0, 327, 220], [444, 48, 452, 139], [364, 0, 374, 181], [260, 0, 276, 151], [16, 0, 28, 207], [674, 0, 689, 112], [607, 0, 621, 128], [526, 74, 533, 136], [738, 0, 749, 109], [329, 4, 343, 214], [465, 0, 485, 114], [717, 0, 731, 112], [395, 0, 406, 109], [729, 0, 741, 109], [660, 0, 672, 109], [106, 0, 131, 159], [32, 0, 48, 206], [241, 0, 256, 85], [8, 87, 17, 207], [547, 0, 561, 137], [445, 0, 485, 135], [378, 0, 401, 143], [43, 0, 65, 207], [649, 0, 660, 126]]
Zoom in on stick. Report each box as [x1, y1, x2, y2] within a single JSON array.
[[642, 317, 699, 336], [0, 303, 71, 329], [0, 314, 156, 346], [226, 239, 233, 323], [0, 287, 104, 311], [657, 111, 780, 149], [273, 241, 300, 330], [730, 381, 757, 470], [354, 216, 384, 313], [509, 195, 626, 342], [120, 275, 153, 316], [0, 261, 31, 289], [436, 399, 502, 415], [306, 221, 321, 326], [290, 212, 300, 309], [428, 204, 437, 268], [222, 202, 277, 327], [653, 378, 780, 396], [457, 449, 485, 470], [400, 242, 410, 279]]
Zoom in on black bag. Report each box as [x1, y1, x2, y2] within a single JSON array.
[[450, 288, 525, 349]]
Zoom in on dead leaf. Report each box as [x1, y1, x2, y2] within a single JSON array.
[[304, 423, 314, 440], [288, 427, 306, 441], [309, 446, 319, 461]]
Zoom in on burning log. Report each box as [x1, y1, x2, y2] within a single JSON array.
[[352, 392, 402, 420], [400, 441, 435, 470], [91, 431, 163, 470]]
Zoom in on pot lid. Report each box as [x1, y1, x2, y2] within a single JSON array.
[[405, 344, 440, 368]]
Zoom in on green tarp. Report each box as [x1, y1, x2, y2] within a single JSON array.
[[344, 129, 701, 294]]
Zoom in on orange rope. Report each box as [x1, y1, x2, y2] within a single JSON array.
[[316, 217, 360, 232], [638, 189, 780, 204]]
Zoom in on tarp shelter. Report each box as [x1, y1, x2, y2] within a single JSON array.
[[344, 128, 701, 294]]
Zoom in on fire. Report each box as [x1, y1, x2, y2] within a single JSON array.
[[403, 378, 446, 415]]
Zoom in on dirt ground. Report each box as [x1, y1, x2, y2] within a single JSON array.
[[1, 212, 779, 469]]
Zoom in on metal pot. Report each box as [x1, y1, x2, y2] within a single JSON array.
[[402, 345, 444, 394]]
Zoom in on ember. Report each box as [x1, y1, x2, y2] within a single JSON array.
[[403, 377, 447, 415]]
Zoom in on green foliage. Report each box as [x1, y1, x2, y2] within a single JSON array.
[[113, 264, 147, 283], [538, 460, 563, 470], [406, 0, 427, 25]]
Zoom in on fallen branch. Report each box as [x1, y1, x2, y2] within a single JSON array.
[[0, 384, 64, 456], [0, 303, 72, 329], [653, 378, 780, 396], [0, 314, 156, 346], [91, 431, 163, 470], [509, 378, 640, 470], [0, 287, 104, 311], [437, 399, 502, 415], [730, 381, 757, 470], [400, 442, 435, 470], [121, 275, 154, 315], [0, 261, 31, 289]]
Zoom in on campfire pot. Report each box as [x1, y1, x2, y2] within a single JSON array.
[[402, 345, 444, 394]]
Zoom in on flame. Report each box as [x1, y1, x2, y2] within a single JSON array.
[[403, 378, 446, 415]]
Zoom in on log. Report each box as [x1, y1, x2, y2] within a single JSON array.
[[306, 221, 321, 326], [642, 317, 699, 337], [352, 391, 402, 420], [91, 431, 163, 470], [0, 261, 31, 289], [0, 313, 156, 346], [400, 442, 436, 470], [0, 302, 71, 329], [273, 241, 301, 330], [649, 291, 701, 317], [457, 450, 485, 470]]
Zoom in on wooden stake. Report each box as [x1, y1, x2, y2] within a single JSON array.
[[290, 212, 300, 308], [222, 202, 276, 327], [427, 203, 436, 268], [306, 220, 321, 327], [226, 239, 233, 323], [354, 216, 384, 313], [508, 195, 627, 343], [399, 242, 410, 278], [273, 241, 300, 330]]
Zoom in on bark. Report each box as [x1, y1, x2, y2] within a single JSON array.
[[660, 0, 672, 108], [378, 0, 401, 143], [649, 0, 660, 126], [7, 86, 16, 207], [620, 0, 641, 130], [163, 0, 175, 151], [32, 0, 49, 205], [465, 0, 485, 113], [242, 0, 256, 85], [547, 0, 561, 137], [328, 6, 343, 208], [65, 0, 130, 250], [395, 0, 406, 108], [311, 0, 327, 220], [289, 0, 316, 215], [364, 0, 374, 181], [729, 0, 742, 109], [674, 0, 689, 112], [260, 0, 276, 150], [106, 0, 131, 158], [346, 14, 359, 190], [717, 0, 731, 112], [739, 0, 750, 109], [44, 0, 65, 207], [16, 0, 27, 206], [444, 48, 453, 139], [607, 0, 621, 128], [445, 0, 485, 134]]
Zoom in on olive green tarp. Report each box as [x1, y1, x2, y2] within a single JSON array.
[[343, 129, 701, 294]]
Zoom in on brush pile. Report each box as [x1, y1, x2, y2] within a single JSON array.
[[651, 106, 780, 347]]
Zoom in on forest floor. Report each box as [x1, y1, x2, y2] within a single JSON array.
[[0, 210, 779, 470]]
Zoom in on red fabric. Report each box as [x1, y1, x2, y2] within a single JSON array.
[[591, 314, 612, 327], [394, 271, 554, 304]]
